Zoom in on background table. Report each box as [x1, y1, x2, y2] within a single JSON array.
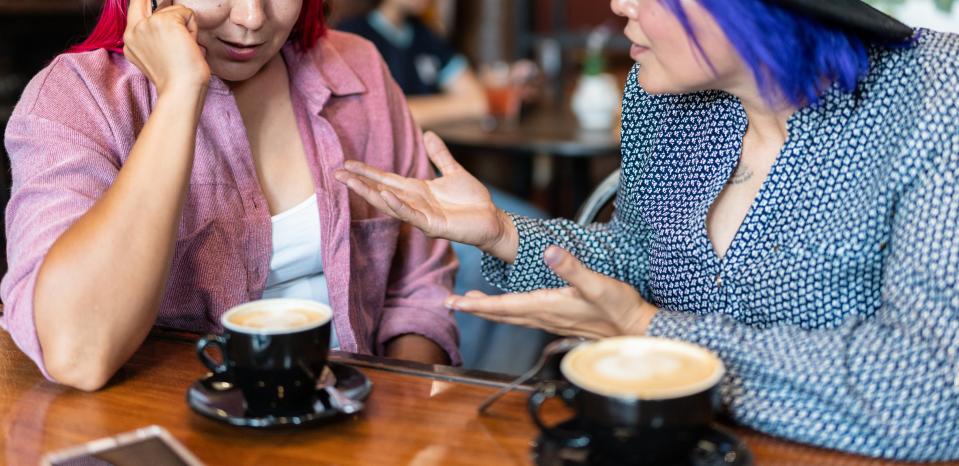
[[427, 108, 621, 218], [0, 331, 940, 465]]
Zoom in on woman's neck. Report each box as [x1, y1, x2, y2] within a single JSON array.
[[728, 81, 796, 146], [228, 53, 289, 97], [227, 53, 292, 117]]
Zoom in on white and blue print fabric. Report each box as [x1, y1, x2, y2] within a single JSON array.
[[483, 30, 959, 461]]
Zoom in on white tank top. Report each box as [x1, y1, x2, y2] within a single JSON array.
[[261, 194, 337, 348]]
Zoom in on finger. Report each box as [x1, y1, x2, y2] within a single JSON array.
[[126, 0, 151, 29], [423, 132, 463, 176], [163, 5, 198, 25], [153, 0, 173, 13], [343, 161, 413, 191], [447, 290, 489, 307], [449, 289, 558, 316], [335, 171, 398, 217], [184, 7, 199, 37], [543, 246, 605, 302], [380, 189, 434, 231], [467, 309, 607, 340], [467, 312, 537, 328]]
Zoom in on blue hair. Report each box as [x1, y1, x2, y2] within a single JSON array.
[[660, 0, 873, 107]]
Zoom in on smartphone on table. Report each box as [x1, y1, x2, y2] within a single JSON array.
[[41, 425, 204, 466]]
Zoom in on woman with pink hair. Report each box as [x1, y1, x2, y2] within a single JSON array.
[[0, 0, 460, 391]]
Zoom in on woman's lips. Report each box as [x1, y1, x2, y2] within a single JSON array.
[[219, 39, 263, 62], [630, 43, 651, 61]]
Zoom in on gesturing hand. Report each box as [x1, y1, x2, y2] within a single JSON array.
[[334, 132, 519, 262], [447, 246, 659, 339], [123, 0, 210, 95]]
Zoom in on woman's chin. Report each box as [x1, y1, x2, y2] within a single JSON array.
[[636, 70, 685, 96], [208, 60, 267, 84]]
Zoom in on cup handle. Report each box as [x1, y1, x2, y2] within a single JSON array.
[[196, 334, 229, 374], [528, 382, 591, 449]]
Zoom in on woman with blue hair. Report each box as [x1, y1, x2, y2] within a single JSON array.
[[335, 0, 959, 460]]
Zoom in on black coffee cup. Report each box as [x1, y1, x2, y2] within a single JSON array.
[[196, 299, 333, 416], [529, 337, 725, 464]]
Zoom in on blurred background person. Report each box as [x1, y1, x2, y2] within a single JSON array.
[[339, 0, 487, 126], [338, 0, 553, 375]]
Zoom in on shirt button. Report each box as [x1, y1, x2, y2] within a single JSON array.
[[715, 272, 723, 288]]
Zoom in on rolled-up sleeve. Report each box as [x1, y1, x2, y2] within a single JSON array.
[[2, 112, 120, 379]]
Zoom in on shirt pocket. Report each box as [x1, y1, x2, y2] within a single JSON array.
[[166, 184, 248, 323], [348, 216, 402, 317]]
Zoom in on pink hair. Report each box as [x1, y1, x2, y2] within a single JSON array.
[[68, 0, 326, 54]]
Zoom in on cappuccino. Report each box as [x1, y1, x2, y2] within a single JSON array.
[[222, 299, 331, 334], [562, 337, 724, 400]]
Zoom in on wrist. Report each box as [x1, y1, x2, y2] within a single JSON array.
[[621, 301, 659, 336], [482, 209, 519, 263], [157, 80, 208, 104], [385, 334, 449, 365]]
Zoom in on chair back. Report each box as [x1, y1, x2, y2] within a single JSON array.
[[574, 168, 621, 226]]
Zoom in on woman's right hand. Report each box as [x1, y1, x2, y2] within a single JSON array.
[[123, 0, 210, 95], [334, 132, 520, 262]]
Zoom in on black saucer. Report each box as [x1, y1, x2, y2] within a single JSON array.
[[187, 362, 372, 428], [532, 420, 753, 466]]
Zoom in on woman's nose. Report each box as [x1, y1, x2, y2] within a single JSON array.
[[611, 0, 640, 19], [231, 0, 266, 31]]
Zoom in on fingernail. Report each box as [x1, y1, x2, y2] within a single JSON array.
[[544, 247, 563, 266], [444, 297, 457, 309]]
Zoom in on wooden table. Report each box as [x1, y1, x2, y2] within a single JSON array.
[[0, 331, 938, 465], [428, 110, 619, 159]]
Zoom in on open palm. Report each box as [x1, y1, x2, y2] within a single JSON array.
[[334, 132, 509, 251]]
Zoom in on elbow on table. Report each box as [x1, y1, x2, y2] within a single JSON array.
[[42, 338, 117, 392]]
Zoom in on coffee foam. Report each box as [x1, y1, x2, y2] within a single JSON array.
[[229, 309, 322, 329], [561, 337, 724, 400], [222, 299, 331, 334]]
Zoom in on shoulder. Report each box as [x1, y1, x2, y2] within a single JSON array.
[[10, 50, 150, 143], [871, 30, 958, 135], [317, 30, 387, 70], [866, 30, 959, 109], [904, 29, 959, 73]]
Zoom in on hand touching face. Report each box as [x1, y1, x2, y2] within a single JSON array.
[[173, 0, 303, 82]]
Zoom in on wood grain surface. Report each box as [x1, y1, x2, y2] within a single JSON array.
[[0, 331, 940, 465]]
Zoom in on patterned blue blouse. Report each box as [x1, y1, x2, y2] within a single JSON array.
[[483, 30, 959, 461]]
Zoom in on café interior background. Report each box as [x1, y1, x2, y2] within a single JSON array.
[[0, 0, 956, 275]]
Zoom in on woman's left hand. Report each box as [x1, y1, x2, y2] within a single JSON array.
[[446, 246, 659, 339]]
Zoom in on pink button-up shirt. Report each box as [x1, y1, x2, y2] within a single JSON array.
[[1, 31, 460, 379]]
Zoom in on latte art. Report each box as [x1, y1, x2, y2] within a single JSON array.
[[562, 337, 724, 400], [228, 308, 325, 330], [222, 300, 331, 334]]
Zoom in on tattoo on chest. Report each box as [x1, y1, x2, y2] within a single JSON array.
[[727, 165, 754, 185]]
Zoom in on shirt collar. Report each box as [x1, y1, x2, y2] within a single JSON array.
[[206, 38, 368, 112], [368, 10, 414, 48]]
